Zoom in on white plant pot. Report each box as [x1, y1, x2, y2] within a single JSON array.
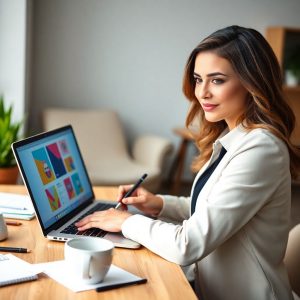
[[285, 70, 298, 87]]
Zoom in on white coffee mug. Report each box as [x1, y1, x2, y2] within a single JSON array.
[[0, 213, 8, 241], [64, 237, 114, 284]]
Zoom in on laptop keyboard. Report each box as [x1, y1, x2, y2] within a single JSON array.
[[61, 203, 115, 237]]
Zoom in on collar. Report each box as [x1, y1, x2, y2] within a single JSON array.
[[215, 123, 248, 152], [194, 123, 249, 181]]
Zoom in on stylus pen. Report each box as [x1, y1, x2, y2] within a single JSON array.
[[0, 247, 31, 253], [96, 278, 147, 292], [115, 173, 148, 210]]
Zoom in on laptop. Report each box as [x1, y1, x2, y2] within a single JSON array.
[[12, 125, 140, 249]]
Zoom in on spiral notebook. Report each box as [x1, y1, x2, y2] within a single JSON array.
[[0, 254, 39, 287]]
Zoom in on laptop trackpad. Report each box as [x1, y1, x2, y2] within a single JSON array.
[[105, 232, 141, 249]]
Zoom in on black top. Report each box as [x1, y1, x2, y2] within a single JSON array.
[[191, 146, 227, 214]]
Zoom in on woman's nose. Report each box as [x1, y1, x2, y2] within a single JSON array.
[[196, 83, 211, 100]]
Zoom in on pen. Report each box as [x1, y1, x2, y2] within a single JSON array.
[[5, 221, 22, 226], [0, 247, 31, 253], [0, 205, 27, 211], [115, 173, 148, 210], [96, 278, 147, 292]]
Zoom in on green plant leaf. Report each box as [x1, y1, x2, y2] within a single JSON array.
[[0, 96, 22, 167]]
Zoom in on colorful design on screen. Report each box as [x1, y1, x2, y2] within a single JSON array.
[[46, 143, 67, 178], [45, 186, 62, 211], [64, 156, 75, 172], [58, 139, 69, 156], [71, 173, 84, 195], [64, 177, 75, 199], [32, 148, 56, 184]]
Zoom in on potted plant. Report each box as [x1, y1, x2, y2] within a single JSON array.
[[0, 95, 22, 184]]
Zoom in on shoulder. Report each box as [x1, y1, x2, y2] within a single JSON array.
[[240, 129, 289, 178], [219, 126, 290, 180], [221, 126, 288, 158], [244, 128, 288, 157]]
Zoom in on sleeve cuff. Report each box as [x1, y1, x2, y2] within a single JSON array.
[[121, 214, 154, 242]]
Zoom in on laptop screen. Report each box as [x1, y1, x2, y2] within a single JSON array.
[[12, 126, 94, 230]]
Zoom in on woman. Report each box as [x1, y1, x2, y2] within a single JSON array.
[[76, 25, 300, 299]]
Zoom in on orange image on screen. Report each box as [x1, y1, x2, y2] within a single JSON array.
[[32, 148, 56, 185], [64, 156, 75, 173]]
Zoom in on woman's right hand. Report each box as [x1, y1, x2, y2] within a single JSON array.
[[117, 185, 163, 216]]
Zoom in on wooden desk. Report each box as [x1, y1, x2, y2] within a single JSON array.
[[0, 185, 197, 300]]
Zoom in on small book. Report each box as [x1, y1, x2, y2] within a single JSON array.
[[0, 254, 39, 287], [0, 193, 35, 220], [1, 212, 35, 220]]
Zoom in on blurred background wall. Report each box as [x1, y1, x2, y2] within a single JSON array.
[[0, 0, 28, 127], [1, 0, 300, 182]]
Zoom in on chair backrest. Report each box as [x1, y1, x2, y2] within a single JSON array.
[[43, 108, 130, 169], [284, 224, 300, 298]]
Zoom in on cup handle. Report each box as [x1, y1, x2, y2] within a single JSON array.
[[82, 255, 92, 280]]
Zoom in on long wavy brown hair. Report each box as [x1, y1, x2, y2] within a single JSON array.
[[182, 25, 300, 179]]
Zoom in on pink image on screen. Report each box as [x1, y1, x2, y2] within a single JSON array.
[[64, 177, 75, 199], [47, 143, 61, 159], [59, 140, 69, 155]]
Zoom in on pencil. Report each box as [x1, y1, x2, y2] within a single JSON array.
[[5, 221, 22, 226]]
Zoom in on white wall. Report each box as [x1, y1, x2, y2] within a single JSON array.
[[30, 0, 300, 180], [0, 0, 29, 126]]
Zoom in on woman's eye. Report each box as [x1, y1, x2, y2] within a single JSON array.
[[194, 77, 202, 84], [212, 78, 224, 84]]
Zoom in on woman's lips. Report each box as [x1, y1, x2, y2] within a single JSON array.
[[202, 103, 219, 112]]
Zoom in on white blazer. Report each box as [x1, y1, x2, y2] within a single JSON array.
[[122, 125, 293, 300]]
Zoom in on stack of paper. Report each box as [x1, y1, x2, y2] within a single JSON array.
[[36, 260, 146, 292], [0, 193, 35, 220]]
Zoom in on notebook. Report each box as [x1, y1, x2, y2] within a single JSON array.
[[12, 125, 140, 249], [0, 192, 35, 220], [0, 254, 39, 287]]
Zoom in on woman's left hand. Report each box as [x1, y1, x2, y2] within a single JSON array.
[[75, 208, 132, 232]]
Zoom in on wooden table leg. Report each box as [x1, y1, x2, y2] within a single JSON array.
[[166, 127, 195, 195], [167, 138, 189, 194]]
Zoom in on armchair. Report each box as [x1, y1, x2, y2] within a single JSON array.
[[43, 108, 173, 193], [284, 224, 300, 299]]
